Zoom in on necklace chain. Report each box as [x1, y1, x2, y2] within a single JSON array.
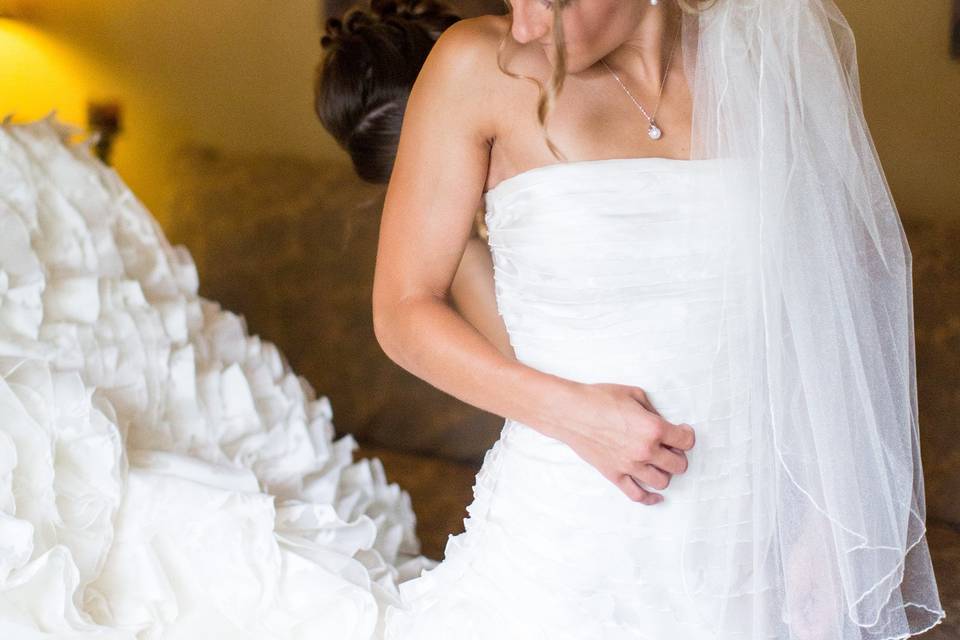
[[600, 18, 681, 140]]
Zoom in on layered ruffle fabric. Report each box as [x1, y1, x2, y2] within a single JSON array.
[[0, 113, 435, 640], [384, 157, 766, 639]]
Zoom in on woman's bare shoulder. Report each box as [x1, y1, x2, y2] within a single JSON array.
[[404, 16, 506, 143], [434, 14, 510, 58], [424, 16, 509, 78], [418, 15, 514, 136]]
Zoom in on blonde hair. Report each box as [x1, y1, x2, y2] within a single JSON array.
[[496, 0, 718, 163]]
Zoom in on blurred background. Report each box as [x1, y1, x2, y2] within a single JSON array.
[[1, 0, 958, 633]]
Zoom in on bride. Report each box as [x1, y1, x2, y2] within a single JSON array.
[[360, 0, 945, 638]]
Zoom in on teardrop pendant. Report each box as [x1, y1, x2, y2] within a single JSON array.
[[647, 122, 662, 140]]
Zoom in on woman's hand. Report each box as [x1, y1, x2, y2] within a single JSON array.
[[555, 382, 696, 505]]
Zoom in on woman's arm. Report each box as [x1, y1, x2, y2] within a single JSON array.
[[450, 233, 514, 360], [371, 18, 577, 441], [371, 18, 693, 504]]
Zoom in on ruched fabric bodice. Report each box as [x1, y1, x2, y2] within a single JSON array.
[[385, 156, 767, 640], [483, 156, 743, 434]]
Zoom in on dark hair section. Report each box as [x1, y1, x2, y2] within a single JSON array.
[[314, 0, 462, 184]]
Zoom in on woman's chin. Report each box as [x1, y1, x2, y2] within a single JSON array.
[[543, 49, 593, 76]]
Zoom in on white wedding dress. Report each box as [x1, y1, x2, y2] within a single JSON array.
[[383, 156, 764, 639], [0, 114, 437, 640]]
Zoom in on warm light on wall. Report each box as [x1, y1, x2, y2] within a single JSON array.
[[0, 20, 91, 126], [0, 1, 41, 20], [0, 1, 22, 19]]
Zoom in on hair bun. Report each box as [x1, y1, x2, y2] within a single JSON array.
[[321, 0, 458, 50], [370, 0, 453, 22], [321, 10, 374, 50]]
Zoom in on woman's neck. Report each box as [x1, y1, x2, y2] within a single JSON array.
[[600, 2, 683, 92]]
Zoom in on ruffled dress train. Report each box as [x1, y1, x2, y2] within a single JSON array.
[[0, 114, 435, 640]]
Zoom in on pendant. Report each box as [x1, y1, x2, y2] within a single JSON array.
[[647, 121, 662, 140]]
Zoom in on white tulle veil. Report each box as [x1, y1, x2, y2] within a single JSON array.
[[673, 0, 946, 637]]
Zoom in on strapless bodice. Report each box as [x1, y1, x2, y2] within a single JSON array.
[[482, 156, 742, 422], [387, 157, 762, 639]]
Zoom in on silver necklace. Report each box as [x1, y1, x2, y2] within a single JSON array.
[[600, 20, 681, 141]]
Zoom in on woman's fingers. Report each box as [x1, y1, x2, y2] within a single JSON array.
[[616, 474, 663, 505], [630, 461, 672, 490], [648, 444, 689, 476], [630, 386, 695, 452], [630, 387, 661, 415], [659, 420, 696, 451], [569, 383, 696, 506]]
